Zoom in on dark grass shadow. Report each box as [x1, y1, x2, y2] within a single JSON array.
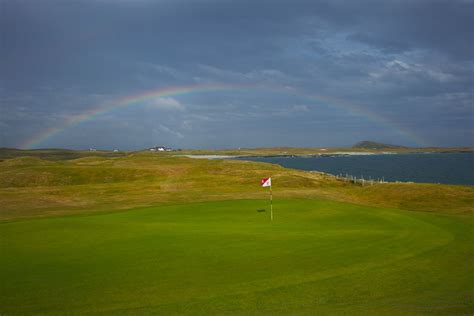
[[257, 209, 266, 212]]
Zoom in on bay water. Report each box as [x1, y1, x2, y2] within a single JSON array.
[[237, 153, 474, 185]]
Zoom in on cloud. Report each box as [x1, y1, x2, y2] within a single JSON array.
[[1, 0, 473, 148], [155, 124, 184, 139], [290, 104, 309, 112], [195, 64, 290, 84], [147, 97, 184, 111]]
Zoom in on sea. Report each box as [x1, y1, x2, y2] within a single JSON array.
[[237, 153, 474, 185]]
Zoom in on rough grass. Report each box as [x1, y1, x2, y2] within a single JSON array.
[[0, 148, 127, 161], [1, 153, 472, 221], [1, 199, 472, 315], [2, 146, 472, 163], [175, 146, 474, 156]]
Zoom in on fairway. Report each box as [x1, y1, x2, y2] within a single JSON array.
[[1, 199, 472, 315]]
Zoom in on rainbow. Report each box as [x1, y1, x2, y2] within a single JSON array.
[[20, 83, 427, 149]]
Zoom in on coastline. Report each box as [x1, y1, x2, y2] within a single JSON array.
[[178, 150, 472, 160]]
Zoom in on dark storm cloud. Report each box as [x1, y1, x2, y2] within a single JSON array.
[[345, 1, 474, 60], [1, 0, 473, 148]]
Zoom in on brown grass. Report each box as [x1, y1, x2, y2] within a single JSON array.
[[0, 153, 472, 221]]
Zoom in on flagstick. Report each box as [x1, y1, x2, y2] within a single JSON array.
[[270, 185, 273, 222]]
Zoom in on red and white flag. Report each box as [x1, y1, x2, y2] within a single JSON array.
[[261, 177, 271, 187]]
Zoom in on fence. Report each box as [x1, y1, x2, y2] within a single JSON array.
[[334, 173, 387, 186]]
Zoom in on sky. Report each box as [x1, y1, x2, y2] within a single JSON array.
[[1, 0, 473, 150]]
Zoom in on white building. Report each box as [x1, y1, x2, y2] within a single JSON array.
[[149, 146, 171, 152]]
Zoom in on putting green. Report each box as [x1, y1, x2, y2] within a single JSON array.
[[1, 199, 472, 314]]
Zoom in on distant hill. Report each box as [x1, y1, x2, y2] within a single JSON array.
[[352, 141, 407, 149]]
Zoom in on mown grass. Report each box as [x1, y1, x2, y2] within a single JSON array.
[[0, 152, 472, 314], [1, 199, 472, 314]]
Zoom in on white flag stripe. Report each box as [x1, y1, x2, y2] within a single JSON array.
[[261, 177, 271, 187]]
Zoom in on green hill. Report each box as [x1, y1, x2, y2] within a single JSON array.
[[352, 140, 407, 149]]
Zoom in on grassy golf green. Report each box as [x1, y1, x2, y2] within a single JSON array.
[[1, 199, 472, 314]]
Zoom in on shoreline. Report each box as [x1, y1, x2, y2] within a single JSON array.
[[179, 152, 473, 186], [179, 151, 472, 160]]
